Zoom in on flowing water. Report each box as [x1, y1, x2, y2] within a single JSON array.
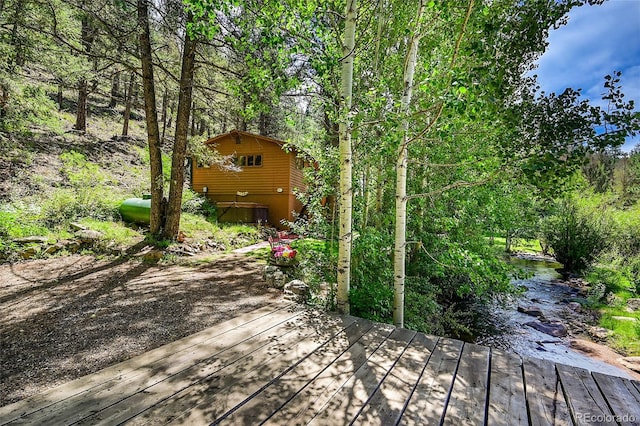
[[476, 255, 635, 379]]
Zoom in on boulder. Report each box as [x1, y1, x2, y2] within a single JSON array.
[[284, 280, 310, 303], [272, 270, 286, 289], [525, 320, 568, 337], [19, 246, 39, 259], [13, 236, 48, 244], [44, 243, 65, 255], [566, 302, 582, 312], [143, 249, 164, 263], [611, 316, 637, 322], [626, 298, 640, 312], [618, 357, 640, 373], [587, 326, 612, 341], [264, 266, 286, 289], [517, 305, 543, 317], [70, 222, 87, 231], [75, 229, 103, 243], [64, 241, 81, 253], [263, 265, 280, 281]]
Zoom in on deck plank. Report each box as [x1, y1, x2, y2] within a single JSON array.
[[523, 356, 572, 426], [144, 312, 359, 425], [486, 349, 528, 426], [353, 332, 439, 426], [592, 372, 640, 426], [442, 342, 490, 426], [556, 364, 616, 426], [399, 337, 464, 425], [80, 309, 354, 425], [307, 327, 417, 425], [2, 304, 639, 426], [0, 303, 293, 424], [263, 322, 395, 425], [4, 304, 302, 425], [218, 317, 376, 425]]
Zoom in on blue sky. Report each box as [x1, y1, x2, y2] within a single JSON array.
[[534, 0, 640, 152]]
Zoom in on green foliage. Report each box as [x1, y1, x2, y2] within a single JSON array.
[[0, 76, 59, 133], [288, 239, 337, 309], [77, 218, 142, 247], [350, 280, 393, 323], [350, 228, 394, 323], [60, 151, 110, 187], [39, 188, 121, 226], [0, 210, 49, 238], [31, 151, 121, 226], [599, 310, 640, 356], [586, 266, 633, 302], [541, 197, 610, 273], [181, 189, 216, 220], [179, 212, 219, 241], [211, 223, 261, 248]]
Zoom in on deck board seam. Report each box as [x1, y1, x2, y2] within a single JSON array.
[[257, 318, 377, 425], [110, 314, 312, 425], [484, 348, 493, 426], [437, 340, 465, 426], [304, 325, 396, 424], [348, 329, 417, 426], [520, 354, 534, 426], [0, 303, 296, 423], [209, 316, 363, 425], [590, 372, 619, 424], [394, 334, 441, 426], [5, 307, 305, 425]]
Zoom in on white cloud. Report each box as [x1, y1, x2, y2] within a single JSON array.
[[535, 0, 640, 151]]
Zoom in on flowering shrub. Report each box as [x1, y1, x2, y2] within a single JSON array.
[[272, 245, 297, 261]]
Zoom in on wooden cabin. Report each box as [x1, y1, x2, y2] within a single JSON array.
[[191, 130, 307, 228]]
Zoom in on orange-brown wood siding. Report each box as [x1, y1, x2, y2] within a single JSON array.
[[192, 133, 306, 227], [289, 156, 305, 193]]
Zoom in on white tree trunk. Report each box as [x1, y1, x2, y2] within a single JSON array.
[[336, 0, 358, 315], [393, 1, 425, 328]]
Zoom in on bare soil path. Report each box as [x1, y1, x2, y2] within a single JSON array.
[[0, 252, 280, 406]]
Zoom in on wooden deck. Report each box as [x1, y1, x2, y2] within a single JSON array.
[[1, 303, 639, 425]]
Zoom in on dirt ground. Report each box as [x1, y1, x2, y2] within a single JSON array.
[[0, 252, 281, 407]]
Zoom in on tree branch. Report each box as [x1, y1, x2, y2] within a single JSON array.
[[406, 174, 495, 201]]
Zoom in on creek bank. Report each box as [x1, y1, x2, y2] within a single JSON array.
[[476, 253, 640, 379]]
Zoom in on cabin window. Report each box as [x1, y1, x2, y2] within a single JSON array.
[[234, 154, 262, 167]]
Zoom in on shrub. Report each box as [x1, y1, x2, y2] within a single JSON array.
[[350, 280, 394, 323], [40, 188, 120, 226], [587, 265, 631, 296], [541, 198, 609, 273], [181, 189, 216, 220], [289, 239, 337, 309], [350, 228, 395, 322], [0, 76, 59, 133]]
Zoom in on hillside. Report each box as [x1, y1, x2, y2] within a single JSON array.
[[0, 76, 262, 262]]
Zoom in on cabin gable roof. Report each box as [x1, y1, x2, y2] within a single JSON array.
[[204, 130, 296, 154]]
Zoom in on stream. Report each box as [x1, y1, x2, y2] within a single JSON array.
[[475, 255, 635, 379]]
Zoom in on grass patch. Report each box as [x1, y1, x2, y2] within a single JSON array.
[[599, 309, 640, 355], [180, 213, 219, 240], [77, 218, 143, 247], [489, 237, 543, 253], [0, 210, 52, 239], [179, 215, 261, 249]]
